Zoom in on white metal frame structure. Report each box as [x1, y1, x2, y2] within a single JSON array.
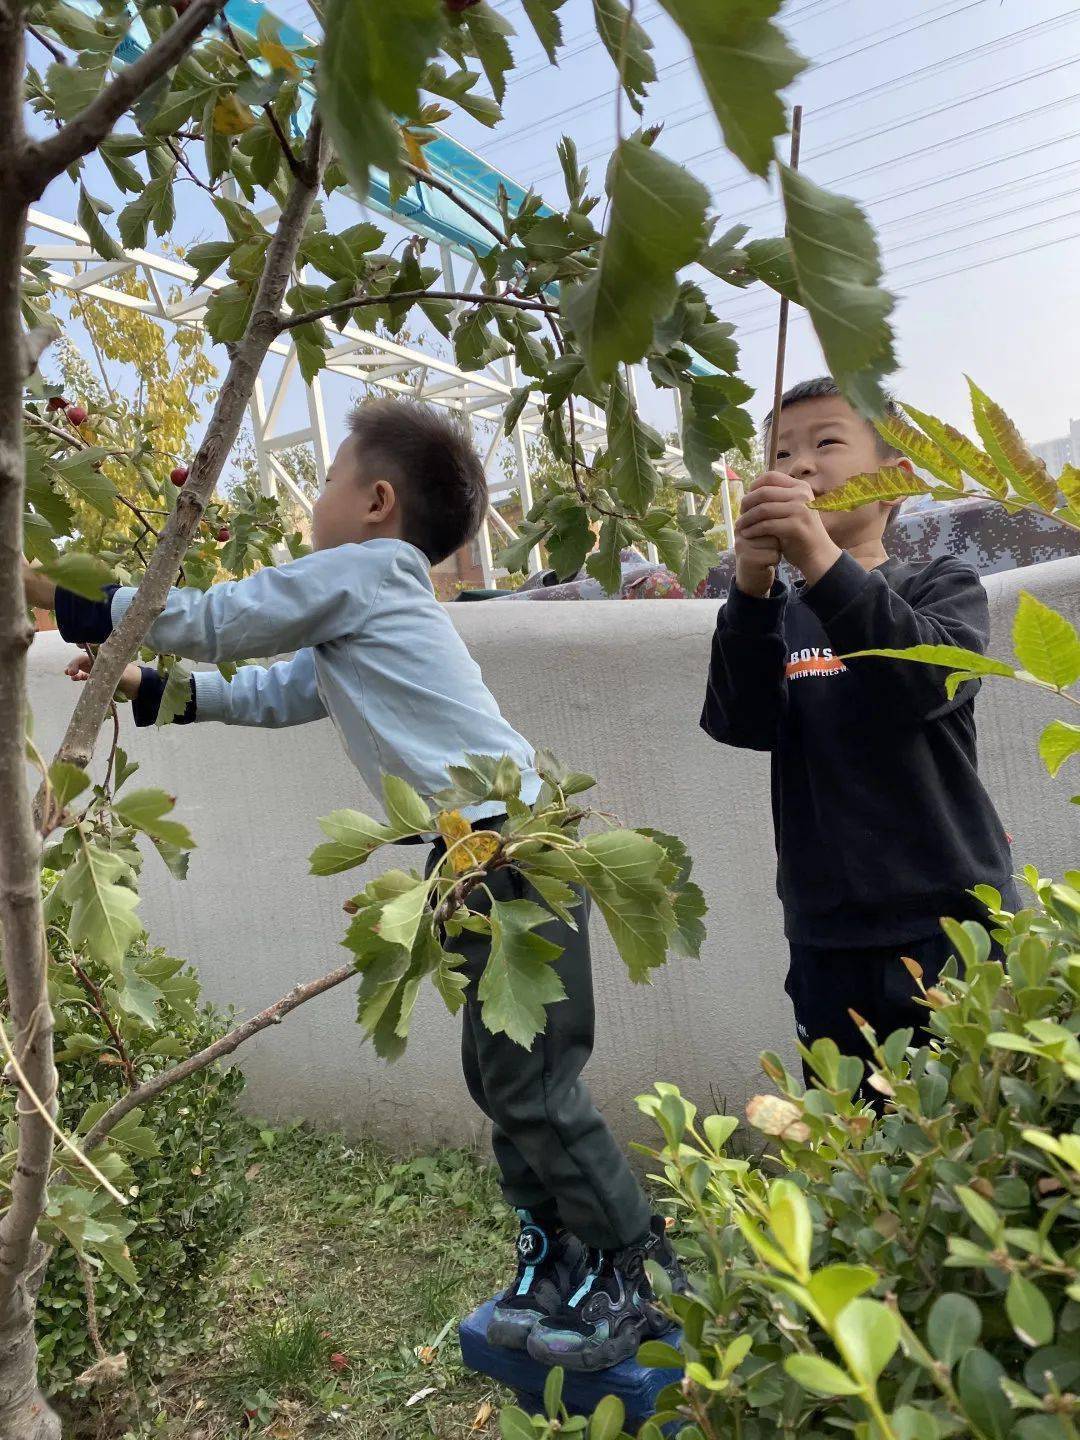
[[26, 207, 709, 585]]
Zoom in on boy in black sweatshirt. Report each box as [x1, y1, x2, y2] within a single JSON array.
[[701, 377, 1014, 1088]]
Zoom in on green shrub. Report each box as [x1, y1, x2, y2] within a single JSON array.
[[3, 916, 252, 1391], [614, 873, 1080, 1440]]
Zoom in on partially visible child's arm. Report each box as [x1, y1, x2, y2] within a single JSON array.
[[33, 546, 381, 664], [66, 647, 327, 730], [700, 526, 788, 752]]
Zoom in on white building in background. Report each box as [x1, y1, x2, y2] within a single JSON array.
[[1030, 417, 1080, 474]]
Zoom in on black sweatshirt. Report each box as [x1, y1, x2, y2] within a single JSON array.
[[701, 550, 1013, 948]]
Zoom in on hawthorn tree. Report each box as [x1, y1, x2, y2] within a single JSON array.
[[0, 0, 908, 1431]]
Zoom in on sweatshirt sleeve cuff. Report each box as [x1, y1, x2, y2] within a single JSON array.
[[131, 667, 196, 727], [723, 580, 788, 636], [800, 551, 872, 623], [55, 584, 121, 644], [191, 670, 230, 722]]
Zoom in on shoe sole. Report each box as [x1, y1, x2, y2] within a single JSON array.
[[527, 1309, 677, 1373]]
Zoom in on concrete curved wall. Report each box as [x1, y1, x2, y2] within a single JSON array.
[[27, 556, 1080, 1153]]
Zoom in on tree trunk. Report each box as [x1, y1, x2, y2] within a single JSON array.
[[0, 7, 62, 1435], [0, 1250, 61, 1440]]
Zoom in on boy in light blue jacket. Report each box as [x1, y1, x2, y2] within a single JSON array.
[[28, 399, 682, 1371]]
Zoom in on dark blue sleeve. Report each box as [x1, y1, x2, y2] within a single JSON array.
[[700, 581, 790, 752], [131, 667, 196, 728], [55, 584, 120, 644]]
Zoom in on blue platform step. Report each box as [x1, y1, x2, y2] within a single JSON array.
[[459, 1299, 683, 1427]]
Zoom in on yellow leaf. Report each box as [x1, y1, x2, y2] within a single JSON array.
[[436, 810, 501, 875], [213, 95, 256, 135], [471, 1399, 494, 1431], [968, 379, 1059, 511], [810, 466, 931, 512], [745, 1094, 810, 1144], [259, 36, 300, 75], [402, 126, 432, 174]]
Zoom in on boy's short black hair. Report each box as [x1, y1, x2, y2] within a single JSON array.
[[762, 376, 908, 534], [347, 399, 488, 565]]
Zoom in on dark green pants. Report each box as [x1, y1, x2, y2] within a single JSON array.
[[427, 847, 651, 1250]]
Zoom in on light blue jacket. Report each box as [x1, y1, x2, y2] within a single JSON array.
[[112, 539, 540, 820]]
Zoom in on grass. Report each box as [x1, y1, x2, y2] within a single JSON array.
[[69, 1125, 519, 1440]]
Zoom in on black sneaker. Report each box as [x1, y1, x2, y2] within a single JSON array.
[[486, 1212, 588, 1351], [526, 1216, 686, 1372]]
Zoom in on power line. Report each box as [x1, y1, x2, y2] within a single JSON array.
[[544, 11, 1080, 195], [491, 0, 983, 159], [711, 156, 1080, 324], [732, 223, 1080, 342], [697, 43, 1080, 198], [524, 0, 996, 184]]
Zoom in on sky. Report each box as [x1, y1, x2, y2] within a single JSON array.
[[26, 0, 1080, 472]]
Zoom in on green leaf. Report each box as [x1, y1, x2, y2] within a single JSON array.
[[652, 522, 719, 595], [1007, 1273, 1054, 1348], [478, 899, 566, 1048], [157, 661, 193, 726], [636, 1340, 685, 1368], [806, 1264, 877, 1326], [576, 829, 674, 981], [874, 415, 963, 489], [548, 504, 596, 582], [967, 379, 1058, 510], [768, 1177, 811, 1276], [544, 1364, 564, 1419], [1013, 591, 1080, 689], [115, 954, 165, 1027], [41, 551, 115, 601], [60, 843, 142, 972], [743, 235, 800, 301], [49, 761, 89, 809], [809, 467, 932, 512], [499, 1407, 536, 1440], [54, 459, 118, 519], [382, 775, 433, 836], [591, 0, 655, 113], [957, 1349, 1011, 1440], [522, 0, 567, 62], [842, 643, 1016, 683], [377, 877, 431, 951], [422, 62, 502, 127], [588, 1394, 626, 1440], [956, 1184, 1004, 1243], [780, 164, 896, 417], [77, 187, 123, 262], [460, 3, 516, 105], [784, 1354, 863, 1397], [185, 241, 235, 288], [310, 809, 394, 874], [1039, 720, 1080, 777], [901, 403, 1007, 497], [606, 370, 660, 513], [113, 789, 196, 850], [565, 138, 709, 382], [655, 0, 806, 177], [834, 1298, 900, 1383], [204, 284, 254, 345], [927, 1292, 982, 1368], [585, 516, 627, 594], [320, 0, 445, 197]]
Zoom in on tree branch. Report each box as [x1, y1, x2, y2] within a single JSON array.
[[165, 136, 218, 195], [263, 105, 304, 183], [19, 0, 229, 200], [51, 114, 327, 774], [279, 288, 556, 333], [68, 958, 137, 1089], [81, 960, 356, 1153], [0, 15, 60, 1383], [26, 24, 68, 67], [403, 161, 510, 250]]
